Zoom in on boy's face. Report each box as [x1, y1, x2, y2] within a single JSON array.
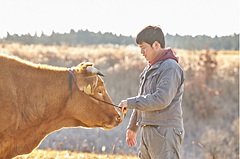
[[138, 42, 158, 63]]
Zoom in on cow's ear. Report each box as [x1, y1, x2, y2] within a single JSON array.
[[79, 75, 98, 95]]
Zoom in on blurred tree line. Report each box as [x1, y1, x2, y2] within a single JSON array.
[[2, 29, 239, 50]]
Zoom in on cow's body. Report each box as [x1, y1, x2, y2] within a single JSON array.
[[0, 54, 121, 158]]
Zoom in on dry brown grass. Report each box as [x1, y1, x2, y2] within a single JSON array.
[[14, 149, 138, 159]]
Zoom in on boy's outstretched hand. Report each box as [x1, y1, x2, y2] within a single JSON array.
[[119, 100, 128, 114]]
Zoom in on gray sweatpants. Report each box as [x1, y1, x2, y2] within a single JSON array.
[[139, 126, 184, 159]]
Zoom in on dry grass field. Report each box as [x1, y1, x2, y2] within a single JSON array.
[[0, 42, 239, 159], [15, 149, 138, 159]]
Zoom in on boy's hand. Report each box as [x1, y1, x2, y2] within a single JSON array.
[[119, 100, 128, 114], [126, 129, 137, 147]]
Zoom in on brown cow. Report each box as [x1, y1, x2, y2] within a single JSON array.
[[0, 54, 122, 159]]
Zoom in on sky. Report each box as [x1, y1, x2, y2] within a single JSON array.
[[0, 0, 239, 38]]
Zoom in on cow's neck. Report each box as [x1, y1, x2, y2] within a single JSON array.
[[14, 68, 76, 132], [11, 66, 71, 122]]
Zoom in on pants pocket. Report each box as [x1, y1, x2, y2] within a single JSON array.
[[153, 126, 167, 139], [173, 128, 184, 144]]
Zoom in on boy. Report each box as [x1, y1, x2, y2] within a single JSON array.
[[119, 25, 185, 159]]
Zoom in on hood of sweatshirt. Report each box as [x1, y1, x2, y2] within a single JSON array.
[[149, 48, 178, 66]]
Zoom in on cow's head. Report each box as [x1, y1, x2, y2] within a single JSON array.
[[65, 62, 122, 130]]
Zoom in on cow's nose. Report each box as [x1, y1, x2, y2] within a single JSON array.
[[117, 112, 125, 122], [116, 115, 120, 121], [115, 110, 120, 118], [114, 108, 124, 122]]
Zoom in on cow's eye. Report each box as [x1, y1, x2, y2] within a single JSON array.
[[97, 89, 103, 94]]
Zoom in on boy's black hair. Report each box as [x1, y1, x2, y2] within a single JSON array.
[[136, 25, 165, 48]]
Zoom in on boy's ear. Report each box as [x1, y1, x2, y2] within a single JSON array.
[[153, 41, 161, 49]]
